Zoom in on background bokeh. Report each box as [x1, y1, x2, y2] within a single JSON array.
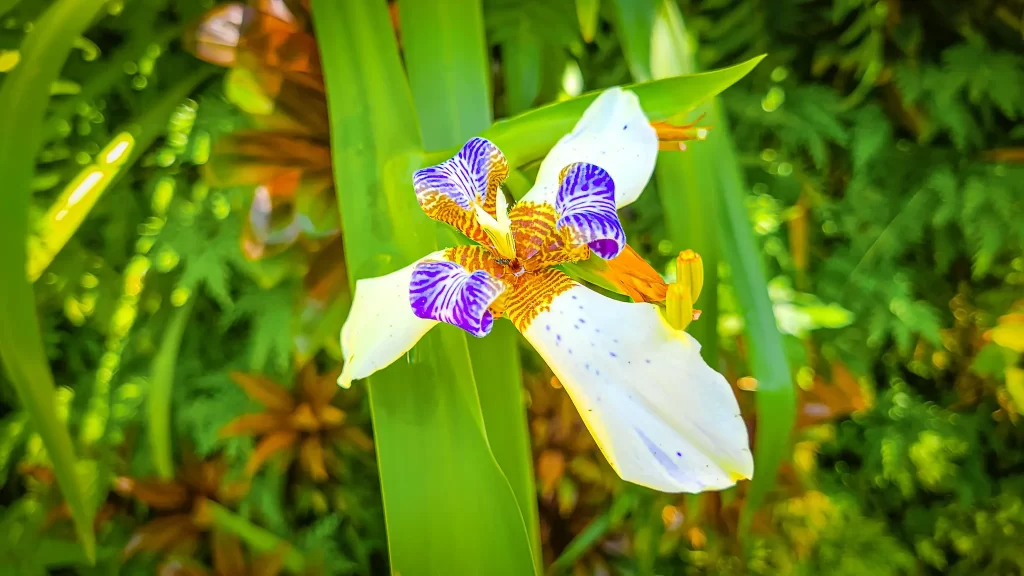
[[1, 0, 1023, 574]]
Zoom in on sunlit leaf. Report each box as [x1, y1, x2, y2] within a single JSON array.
[[0, 0, 111, 562]]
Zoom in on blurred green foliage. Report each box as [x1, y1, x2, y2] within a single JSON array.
[[1, 0, 1023, 574]]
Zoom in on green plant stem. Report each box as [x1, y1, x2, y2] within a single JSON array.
[[0, 0, 110, 563], [207, 500, 306, 573], [148, 298, 194, 479], [713, 103, 795, 536]]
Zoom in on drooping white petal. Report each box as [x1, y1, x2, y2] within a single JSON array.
[[522, 87, 658, 210], [338, 253, 443, 388], [519, 285, 753, 492]]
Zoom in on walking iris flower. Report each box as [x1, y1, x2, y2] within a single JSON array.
[[339, 88, 753, 493]]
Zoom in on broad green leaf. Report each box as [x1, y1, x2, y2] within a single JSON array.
[[472, 54, 765, 168], [401, 0, 542, 569], [311, 1, 536, 573], [148, 298, 194, 479], [0, 0, 110, 562], [401, 0, 491, 150], [713, 103, 796, 536]]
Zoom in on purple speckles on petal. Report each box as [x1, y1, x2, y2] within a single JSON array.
[[609, 352, 617, 358], [676, 451, 682, 457], [409, 261, 504, 337], [554, 162, 626, 259], [636, 428, 682, 477]]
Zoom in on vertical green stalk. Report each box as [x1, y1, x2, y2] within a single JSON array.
[[401, 0, 542, 568], [148, 298, 194, 479], [0, 0, 109, 562], [613, 0, 719, 358], [613, 0, 791, 536], [311, 1, 536, 574], [207, 501, 305, 573], [713, 104, 795, 536]]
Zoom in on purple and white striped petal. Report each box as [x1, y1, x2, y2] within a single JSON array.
[[409, 261, 506, 338], [555, 162, 626, 260], [521, 88, 657, 210], [413, 137, 508, 214]]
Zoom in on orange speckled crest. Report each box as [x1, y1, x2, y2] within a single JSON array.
[[441, 245, 577, 331], [503, 269, 577, 331], [420, 192, 492, 246], [443, 245, 506, 278], [414, 137, 510, 250], [509, 202, 590, 269]]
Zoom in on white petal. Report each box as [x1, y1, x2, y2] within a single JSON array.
[[338, 253, 443, 388], [520, 285, 753, 492], [522, 87, 658, 210]]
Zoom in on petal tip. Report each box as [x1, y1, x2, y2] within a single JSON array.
[[338, 358, 354, 389]]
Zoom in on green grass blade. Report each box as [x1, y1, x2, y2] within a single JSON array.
[[0, 0, 110, 562], [400, 0, 542, 568], [465, 55, 764, 167], [401, 0, 491, 150], [311, 1, 536, 573], [0, 0, 23, 19], [503, 26, 542, 115], [610, 0, 655, 82], [207, 501, 305, 573], [712, 103, 796, 535], [148, 298, 194, 479]]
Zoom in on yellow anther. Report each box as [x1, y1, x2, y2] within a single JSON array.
[[664, 250, 705, 331], [676, 249, 704, 303], [665, 284, 694, 331]]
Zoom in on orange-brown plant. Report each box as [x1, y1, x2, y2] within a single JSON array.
[[156, 532, 286, 576], [117, 452, 247, 565], [220, 362, 373, 483]]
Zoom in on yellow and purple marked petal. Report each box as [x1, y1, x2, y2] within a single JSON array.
[[555, 162, 625, 259], [410, 261, 506, 337], [413, 138, 509, 246]]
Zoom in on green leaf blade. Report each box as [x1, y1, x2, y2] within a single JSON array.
[[0, 0, 111, 562], [401, 0, 542, 568], [478, 55, 765, 168], [311, 1, 536, 573]]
